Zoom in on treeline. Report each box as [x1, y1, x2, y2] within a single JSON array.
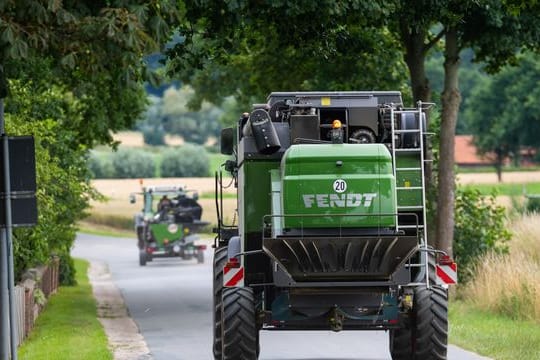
[[89, 145, 210, 179]]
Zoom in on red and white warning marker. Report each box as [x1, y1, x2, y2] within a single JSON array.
[[436, 255, 458, 285], [223, 257, 245, 287]]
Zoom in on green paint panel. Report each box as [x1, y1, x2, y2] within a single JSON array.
[[241, 161, 280, 234], [395, 154, 423, 207], [150, 223, 183, 246], [281, 144, 396, 228]]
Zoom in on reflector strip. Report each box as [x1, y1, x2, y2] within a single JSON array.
[[224, 267, 244, 287], [436, 263, 458, 285]]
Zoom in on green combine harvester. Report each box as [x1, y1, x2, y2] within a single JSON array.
[[131, 185, 208, 266], [213, 91, 457, 359]]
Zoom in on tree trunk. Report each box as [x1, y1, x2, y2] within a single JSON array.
[[400, 24, 432, 105], [495, 148, 503, 182], [437, 28, 461, 257]]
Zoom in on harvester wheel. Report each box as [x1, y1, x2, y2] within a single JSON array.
[[221, 287, 258, 360], [213, 247, 228, 359], [139, 250, 147, 266], [390, 285, 448, 360], [389, 325, 412, 359]]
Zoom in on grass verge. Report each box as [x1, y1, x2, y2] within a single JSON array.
[[462, 182, 540, 196], [450, 300, 540, 360], [77, 221, 134, 238], [18, 259, 112, 360]]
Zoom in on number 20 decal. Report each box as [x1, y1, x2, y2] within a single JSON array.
[[333, 179, 347, 193]]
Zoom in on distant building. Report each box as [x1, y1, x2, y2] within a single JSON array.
[[454, 135, 537, 167], [454, 135, 495, 167]]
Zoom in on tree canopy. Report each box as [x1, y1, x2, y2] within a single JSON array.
[[1, 1, 181, 280], [466, 53, 540, 173], [1, 0, 182, 145], [165, 0, 409, 109]]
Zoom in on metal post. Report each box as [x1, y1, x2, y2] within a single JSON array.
[[3, 123, 17, 359], [0, 97, 10, 359]]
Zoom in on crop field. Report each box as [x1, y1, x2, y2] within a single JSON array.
[[86, 170, 540, 232]]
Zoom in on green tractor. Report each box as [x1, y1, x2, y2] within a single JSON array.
[[130, 185, 208, 266], [213, 92, 457, 359]]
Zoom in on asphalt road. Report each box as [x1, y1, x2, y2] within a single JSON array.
[[73, 233, 490, 360]]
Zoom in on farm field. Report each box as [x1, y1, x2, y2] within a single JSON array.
[[89, 177, 237, 228], [88, 170, 540, 231], [457, 171, 540, 185]]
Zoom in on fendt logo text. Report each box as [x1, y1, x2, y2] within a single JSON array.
[[302, 193, 377, 208]]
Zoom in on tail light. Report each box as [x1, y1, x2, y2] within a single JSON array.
[[224, 257, 240, 270], [438, 255, 454, 266]]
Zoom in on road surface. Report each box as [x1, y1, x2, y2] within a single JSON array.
[[73, 233, 490, 360]]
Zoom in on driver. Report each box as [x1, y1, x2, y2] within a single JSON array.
[[157, 195, 172, 211]]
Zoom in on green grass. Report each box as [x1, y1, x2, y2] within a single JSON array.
[[77, 221, 134, 238], [84, 213, 134, 231], [449, 301, 540, 360], [461, 182, 540, 196], [18, 259, 112, 360]]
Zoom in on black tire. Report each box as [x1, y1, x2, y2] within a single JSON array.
[[389, 325, 412, 360], [213, 247, 228, 359], [221, 287, 258, 360], [197, 250, 205, 264], [350, 128, 376, 144], [139, 250, 147, 266], [137, 226, 145, 249], [389, 285, 448, 360]]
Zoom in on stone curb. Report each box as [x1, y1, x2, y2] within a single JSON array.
[[88, 261, 153, 360]]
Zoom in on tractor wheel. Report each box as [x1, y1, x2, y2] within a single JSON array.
[[213, 247, 228, 359], [136, 227, 145, 249], [389, 285, 448, 360], [221, 287, 258, 360], [197, 250, 205, 264], [139, 250, 147, 266]]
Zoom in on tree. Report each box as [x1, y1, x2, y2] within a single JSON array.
[[165, 1, 408, 110], [466, 53, 540, 180], [433, 1, 540, 256], [1, 1, 182, 279], [136, 85, 224, 145], [0, 0, 182, 146]]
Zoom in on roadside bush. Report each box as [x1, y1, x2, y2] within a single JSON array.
[[160, 144, 210, 177], [6, 80, 95, 281], [112, 148, 156, 178], [454, 188, 511, 283], [58, 253, 77, 286], [526, 196, 540, 213], [88, 151, 115, 179], [142, 125, 165, 146]]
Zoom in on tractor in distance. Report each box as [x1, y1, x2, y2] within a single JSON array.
[[213, 91, 457, 359], [130, 184, 208, 266]]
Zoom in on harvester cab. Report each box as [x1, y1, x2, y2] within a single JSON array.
[[213, 92, 456, 359]]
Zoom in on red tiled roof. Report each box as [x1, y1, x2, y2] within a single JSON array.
[[454, 135, 494, 165]]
